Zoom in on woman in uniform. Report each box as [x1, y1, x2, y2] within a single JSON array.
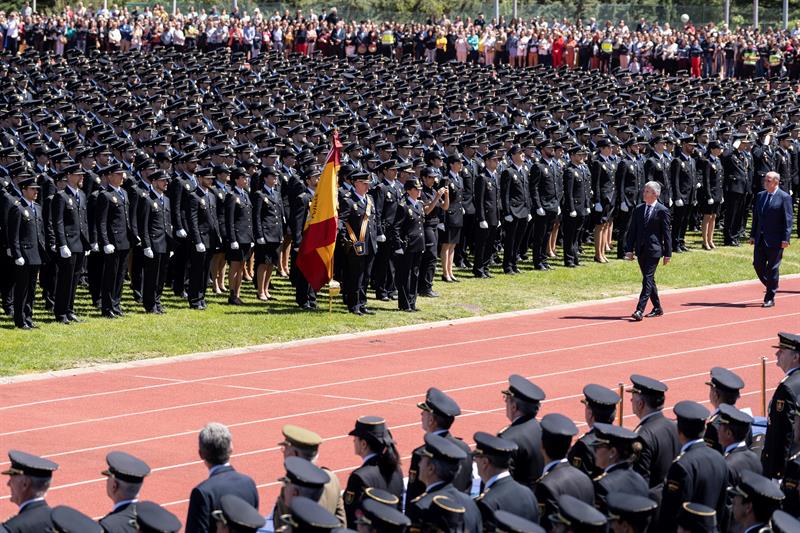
[[252, 167, 284, 301], [699, 141, 725, 250], [224, 167, 254, 305]]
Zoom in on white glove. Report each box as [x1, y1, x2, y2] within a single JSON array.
[[593, 203, 602, 213], [504, 215, 513, 222], [620, 202, 629, 213], [497, 220, 502, 227], [59, 245, 72, 259], [394, 248, 404, 255], [585, 208, 591, 215], [103, 244, 115, 255], [436, 223, 445, 231], [176, 229, 187, 238], [230, 241, 240, 250], [479, 220, 489, 229], [5, 248, 10, 257], [570, 210, 577, 218], [675, 199, 684, 207], [256, 238, 266, 245], [143, 247, 154, 259], [14, 257, 24, 266], [91, 243, 99, 252], [461, 207, 465, 214], [557, 206, 561, 215], [721, 196, 725, 204], [526, 214, 533, 221], [536, 207, 546, 216], [50, 245, 56, 252], [707, 199, 714, 205], [696, 182, 702, 189], [195, 243, 206, 253], [669, 198, 674, 207], [377, 234, 387, 243]]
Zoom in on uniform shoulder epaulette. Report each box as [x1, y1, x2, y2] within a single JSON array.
[[593, 472, 607, 482], [474, 487, 490, 501], [673, 452, 685, 463], [410, 492, 428, 504]]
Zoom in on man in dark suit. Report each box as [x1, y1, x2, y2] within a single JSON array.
[[7, 178, 47, 329], [497, 374, 545, 491], [99, 451, 151, 533], [1, 450, 59, 533], [185, 423, 259, 533], [95, 164, 133, 319], [51, 164, 89, 324], [473, 432, 539, 531], [625, 181, 672, 321], [749, 171, 793, 307], [138, 171, 173, 314]]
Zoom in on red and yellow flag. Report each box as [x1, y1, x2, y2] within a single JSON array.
[[296, 131, 341, 291]]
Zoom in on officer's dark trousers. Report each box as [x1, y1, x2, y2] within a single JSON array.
[[740, 192, 755, 237], [502, 217, 526, 270], [473, 224, 497, 274], [419, 227, 438, 293], [40, 255, 57, 309], [87, 250, 104, 305], [188, 249, 211, 307], [143, 252, 169, 312], [130, 247, 144, 301], [168, 239, 189, 295], [562, 215, 586, 266], [55, 252, 84, 320], [373, 241, 396, 299], [615, 209, 632, 258], [1, 255, 14, 313], [531, 212, 557, 266], [102, 249, 129, 315], [723, 191, 745, 243], [290, 249, 316, 307], [13, 264, 38, 328], [636, 256, 662, 313], [396, 249, 422, 310], [753, 242, 783, 301], [343, 251, 374, 311], [671, 204, 690, 247], [455, 213, 475, 265]]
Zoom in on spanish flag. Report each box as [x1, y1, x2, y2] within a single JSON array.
[[296, 131, 341, 291]]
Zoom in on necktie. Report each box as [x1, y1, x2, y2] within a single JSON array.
[[645, 205, 652, 222], [764, 193, 773, 213], [73, 190, 80, 207]]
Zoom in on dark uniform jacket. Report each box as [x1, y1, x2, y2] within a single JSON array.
[[224, 187, 254, 246], [2, 499, 53, 533], [563, 162, 592, 216], [615, 153, 644, 210], [475, 473, 539, 531], [444, 171, 465, 228], [593, 462, 649, 513], [167, 176, 194, 236], [252, 188, 285, 244], [96, 187, 132, 251], [762, 367, 800, 478], [725, 443, 762, 488], [396, 196, 425, 253], [185, 465, 259, 533], [775, 147, 793, 193], [52, 188, 89, 253], [474, 168, 501, 227], [500, 164, 531, 219], [128, 182, 150, 248], [187, 188, 222, 250], [632, 410, 680, 489], [406, 481, 482, 533], [670, 153, 699, 205], [338, 192, 378, 256], [534, 460, 595, 530], [8, 200, 46, 265], [289, 188, 313, 247], [699, 155, 725, 204], [211, 182, 229, 243], [343, 455, 404, 528], [370, 178, 402, 242], [567, 430, 600, 478], [590, 156, 616, 208], [99, 501, 138, 533], [406, 431, 472, 506], [461, 156, 479, 216], [532, 158, 564, 213], [657, 440, 728, 533], [498, 415, 544, 490], [781, 451, 800, 518], [138, 192, 173, 254], [722, 149, 750, 195], [645, 153, 672, 204]]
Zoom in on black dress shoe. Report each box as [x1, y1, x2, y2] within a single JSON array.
[[377, 295, 391, 302], [512, 266, 521, 274], [645, 308, 664, 318], [631, 311, 644, 321], [441, 276, 454, 283], [534, 264, 548, 271], [419, 291, 439, 297], [18, 324, 32, 330], [411, 307, 420, 312], [55, 317, 71, 324], [360, 307, 376, 315], [503, 269, 516, 275], [484, 272, 494, 278], [762, 300, 775, 308], [227, 296, 244, 305], [67, 314, 84, 323], [389, 293, 398, 300], [564, 263, 576, 268], [473, 271, 488, 278], [349, 308, 364, 315], [102, 312, 118, 319], [28, 322, 39, 329], [402, 308, 414, 312]]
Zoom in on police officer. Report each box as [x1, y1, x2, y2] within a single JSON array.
[[762, 332, 800, 479], [8, 178, 46, 329], [370, 160, 402, 301], [99, 451, 151, 533], [658, 401, 728, 532], [675, 502, 719, 533], [500, 145, 531, 274], [395, 178, 425, 312], [698, 141, 725, 250], [273, 457, 333, 532], [589, 138, 616, 264], [605, 493, 658, 533], [590, 423, 649, 513], [356, 498, 411, 533], [212, 494, 266, 533], [728, 471, 785, 532], [718, 404, 761, 485], [473, 432, 539, 530], [96, 164, 133, 319], [439, 156, 463, 284], [138, 170, 173, 314], [420, 167, 448, 293], [532, 140, 564, 270], [1, 450, 59, 532], [703, 366, 745, 453], [670, 135, 699, 252], [615, 138, 646, 259], [645, 136, 672, 208], [290, 165, 320, 311], [252, 166, 286, 302], [568, 384, 619, 479], [548, 494, 607, 533], [167, 152, 197, 297], [561, 145, 592, 267], [224, 167, 254, 306], [186, 168, 222, 310], [498, 375, 545, 490], [722, 134, 752, 247], [473, 151, 502, 279]]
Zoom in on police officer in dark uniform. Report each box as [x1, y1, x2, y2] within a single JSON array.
[[473, 151, 501, 278], [8, 178, 46, 329], [439, 156, 463, 285], [615, 138, 646, 259], [407, 388, 472, 507], [290, 165, 320, 311], [718, 404, 761, 486], [138, 171, 173, 314], [252, 166, 285, 302], [457, 136, 481, 269], [548, 494, 606, 533], [51, 164, 89, 324], [273, 457, 331, 533], [675, 502, 718, 533], [473, 432, 539, 530], [99, 451, 151, 533], [645, 136, 672, 207], [561, 145, 592, 268], [212, 494, 266, 533], [781, 450, 800, 519], [670, 135, 698, 252], [534, 413, 594, 530], [395, 178, 425, 312], [628, 374, 680, 494], [589, 138, 616, 264], [605, 492, 658, 533], [167, 153, 197, 297], [1, 450, 59, 532], [698, 141, 725, 250], [722, 134, 752, 246], [356, 497, 410, 533], [370, 160, 402, 301], [590, 423, 649, 513], [96, 164, 132, 319], [703, 366, 745, 453], [420, 167, 447, 294], [405, 434, 482, 533], [728, 471, 785, 533], [500, 145, 531, 275], [762, 332, 800, 479], [338, 171, 378, 315], [776, 132, 794, 194], [657, 400, 728, 533], [51, 506, 101, 533], [186, 168, 222, 310], [497, 375, 545, 490], [224, 167, 254, 306], [531, 140, 564, 270], [568, 384, 620, 479]]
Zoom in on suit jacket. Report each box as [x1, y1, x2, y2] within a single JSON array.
[[632, 411, 680, 489], [593, 462, 649, 513], [474, 168, 501, 226], [645, 155, 671, 204], [624, 202, 672, 259], [750, 188, 793, 248], [406, 431, 472, 507], [100, 501, 138, 533], [534, 461, 594, 530], [187, 188, 222, 250], [443, 172, 465, 228], [498, 415, 544, 490], [138, 192, 173, 254], [252, 188, 286, 244], [52, 188, 89, 253], [225, 188, 254, 245], [185, 465, 259, 533], [500, 164, 531, 219], [343, 456, 404, 528], [96, 187, 132, 250], [406, 482, 482, 533], [475, 474, 539, 531], [722, 149, 750, 195], [8, 200, 46, 265], [396, 196, 425, 253], [670, 154, 699, 204], [762, 368, 800, 478], [2, 499, 54, 533]]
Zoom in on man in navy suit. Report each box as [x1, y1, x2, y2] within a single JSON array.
[[185, 423, 259, 533], [625, 181, 672, 321], [750, 171, 793, 308]]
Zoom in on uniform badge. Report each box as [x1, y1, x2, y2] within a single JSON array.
[[184, 183, 191, 190], [200, 199, 207, 208], [571, 457, 582, 468], [602, 164, 608, 172], [777, 400, 785, 412], [408, 208, 413, 215], [264, 197, 269, 204], [656, 163, 662, 170], [235, 197, 241, 205], [386, 192, 392, 199], [95, 177, 101, 184], [111, 196, 118, 204], [218, 192, 225, 200], [667, 480, 681, 492], [67, 198, 73, 206], [681, 162, 686, 169], [22, 209, 30, 219], [153, 201, 159, 210], [344, 491, 355, 505], [409, 469, 417, 483]]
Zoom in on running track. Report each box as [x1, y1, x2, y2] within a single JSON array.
[[1, 277, 798, 524]]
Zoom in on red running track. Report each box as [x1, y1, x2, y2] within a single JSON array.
[[0, 278, 798, 523]]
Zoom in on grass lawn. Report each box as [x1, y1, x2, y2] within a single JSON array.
[[1, 232, 798, 376]]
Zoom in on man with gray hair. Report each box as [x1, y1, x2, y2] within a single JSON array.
[[625, 181, 672, 321], [185, 422, 259, 533], [1, 450, 59, 532]]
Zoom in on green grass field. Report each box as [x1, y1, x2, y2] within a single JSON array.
[[1, 233, 798, 376]]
